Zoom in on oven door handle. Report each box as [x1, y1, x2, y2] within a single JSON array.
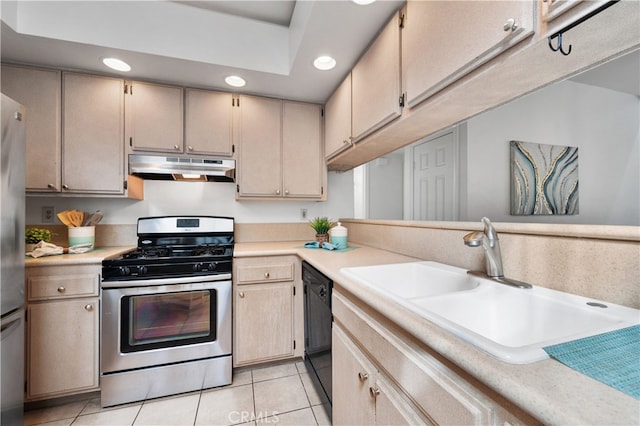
[[101, 273, 231, 288]]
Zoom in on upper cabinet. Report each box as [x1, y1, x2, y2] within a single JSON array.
[[184, 89, 234, 157], [403, 0, 535, 108], [324, 73, 352, 160], [236, 96, 325, 200], [62, 73, 125, 194], [1, 65, 62, 192], [540, 0, 614, 36], [125, 80, 184, 153], [1, 66, 129, 195], [351, 11, 403, 142], [282, 101, 324, 198]]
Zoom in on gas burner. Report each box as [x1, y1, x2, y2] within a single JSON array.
[[123, 247, 172, 260], [192, 245, 226, 257]]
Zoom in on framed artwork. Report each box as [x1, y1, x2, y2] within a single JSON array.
[[510, 140, 579, 215]]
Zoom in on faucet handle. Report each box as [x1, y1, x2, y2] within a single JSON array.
[[481, 217, 499, 241]]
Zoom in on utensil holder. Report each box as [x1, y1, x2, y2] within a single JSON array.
[[68, 226, 95, 253]]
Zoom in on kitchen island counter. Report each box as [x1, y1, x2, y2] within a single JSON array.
[[234, 241, 640, 425]]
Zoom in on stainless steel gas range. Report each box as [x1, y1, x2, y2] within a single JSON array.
[[100, 216, 234, 407]]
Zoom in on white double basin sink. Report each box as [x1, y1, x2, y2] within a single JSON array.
[[340, 261, 639, 364]]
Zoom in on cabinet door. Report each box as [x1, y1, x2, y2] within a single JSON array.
[[282, 102, 324, 198], [332, 325, 376, 426], [234, 281, 293, 365], [352, 12, 402, 142], [374, 375, 432, 426], [541, 0, 612, 35], [126, 80, 183, 152], [185, 89, 234, 156], [403, 0, 534, 107], [63, 73, 124, 194], [236, 96, 282, 197], [27, 298, 99, 399], [1, 65, 62, 192], [324, 74, 352, 159]]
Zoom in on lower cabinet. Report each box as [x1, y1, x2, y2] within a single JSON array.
[[332, 289, 537, 426], [25, 265, 100, 401], [233, 256, 303, 366], [333, 324, 428, 425]]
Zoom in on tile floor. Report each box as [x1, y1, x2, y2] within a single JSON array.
[[24, 360, 331, 426]]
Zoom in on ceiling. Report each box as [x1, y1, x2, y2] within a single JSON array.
[[0, 0, 404, 104]]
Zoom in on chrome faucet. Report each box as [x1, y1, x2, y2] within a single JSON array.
[[463, 217, 532, 289]]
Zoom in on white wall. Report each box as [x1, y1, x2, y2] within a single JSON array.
[[26, 170, 354, 225], [464, 80, 639, 225]]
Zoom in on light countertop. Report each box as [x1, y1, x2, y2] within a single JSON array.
[[235, 241, 639, 425], [26, 242, 639, 424], [25, 246, 134, 267]]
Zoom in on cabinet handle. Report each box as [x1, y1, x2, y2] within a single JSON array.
[[47, 184, 56, 190], [62, 184, 69, 190], [369, 386, 380, 398], [84, 304, 94, 312], [173, 145, 180, 150], [276, 189, 281, 195], [239, 291, 245, 298], [264, 272, 270, 279], [284, 190, 289, 195], [358, 372, 368, 382], [57, 286, 65, 293], [503, 18, 517, 32], [188, 146, 193, 151]]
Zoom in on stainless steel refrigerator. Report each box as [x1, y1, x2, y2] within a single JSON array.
[[1, 93, 26, 426]]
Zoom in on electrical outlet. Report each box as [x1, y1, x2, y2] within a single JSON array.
[[42, 206, 54, 224], [300, 208, 308, 220]]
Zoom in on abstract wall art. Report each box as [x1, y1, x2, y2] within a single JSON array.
[[510, 140, 579, 215]]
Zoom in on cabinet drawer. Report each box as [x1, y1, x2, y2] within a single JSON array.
[[27, 271, 99, 301], [236, 263, 294, 284]]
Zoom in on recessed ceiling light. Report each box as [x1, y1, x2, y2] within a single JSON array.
[[352, 0, 376, 4], [102, 57, 131, 72], [313, 56, 337, 71], [225, 75, 246, 87]]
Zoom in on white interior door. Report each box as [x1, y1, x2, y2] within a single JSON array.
[[412, 131, 458, 220]]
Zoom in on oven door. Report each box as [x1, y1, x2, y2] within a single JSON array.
[[101, 276, 231, 374]]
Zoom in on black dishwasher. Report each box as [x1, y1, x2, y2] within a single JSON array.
[[303, 261, 332, 415]]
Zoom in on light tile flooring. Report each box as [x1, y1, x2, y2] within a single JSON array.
[[24, 360, 331, 426]]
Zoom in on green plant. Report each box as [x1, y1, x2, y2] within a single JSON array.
[[25, 228, 52, 244], [309, 217, 335, 235]]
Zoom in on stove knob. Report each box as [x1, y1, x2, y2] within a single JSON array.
[[137, 265, 148, 276], [208, 262, 218, 271], [193, 263, 203, 272], [119, 266, 131, 276]]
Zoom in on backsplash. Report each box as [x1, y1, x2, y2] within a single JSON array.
[[342, 219, 640, 309]]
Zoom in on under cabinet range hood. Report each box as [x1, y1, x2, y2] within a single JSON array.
[[129, 154, 235, 182]]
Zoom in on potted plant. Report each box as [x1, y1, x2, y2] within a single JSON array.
[[25, 228, 52, 252], [309, 217, 335, 243]]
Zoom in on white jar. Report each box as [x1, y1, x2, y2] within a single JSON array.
[[330, 222, 348, 249]]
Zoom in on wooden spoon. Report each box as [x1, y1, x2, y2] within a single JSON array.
[[57, 211, 72, 227]]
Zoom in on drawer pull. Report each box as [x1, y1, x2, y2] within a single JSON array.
[[84, 304, 94, 312], [57, 286, 66, 293], [369, 386, 380, 398], [239, 291, 245, 298], [264, 272, 270, 279], [358, 372, 368, 382]]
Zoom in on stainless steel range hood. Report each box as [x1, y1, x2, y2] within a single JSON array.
[[129, 154, 235, 182]]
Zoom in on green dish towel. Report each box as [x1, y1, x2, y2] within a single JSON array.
[[543, 325, 640, 399]]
